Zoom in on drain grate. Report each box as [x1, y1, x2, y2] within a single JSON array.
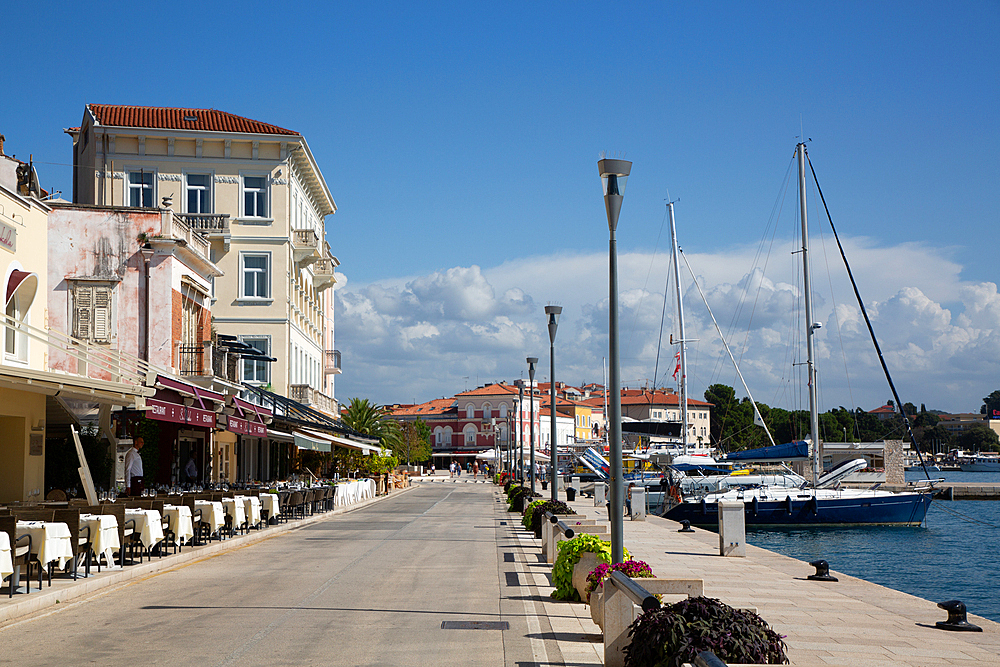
[[504, 571, 520, 586], [503, 552, 514, 562], [441, 620, 510, 630]]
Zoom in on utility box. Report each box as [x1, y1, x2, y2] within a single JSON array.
[[594, 481, 607, 507], [718, 501, 746, 557], [572, 476, 581, 491], [630, 487, 646, 520]]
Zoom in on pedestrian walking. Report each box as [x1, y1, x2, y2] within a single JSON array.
[[472, 461, 479, 478], [625, 482, 635, 517], [449, 462, 455, 478]]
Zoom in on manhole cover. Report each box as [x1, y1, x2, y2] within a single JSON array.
[[441, 621, 510, 630]]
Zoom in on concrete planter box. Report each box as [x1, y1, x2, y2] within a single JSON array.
[[573, 551, 602, 603], [591, 588, 604, 630]]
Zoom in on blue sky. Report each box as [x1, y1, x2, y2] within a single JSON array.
[[4, 2, 998, 415]]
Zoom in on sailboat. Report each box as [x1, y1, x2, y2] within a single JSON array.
[[663, 143, 935, 527]]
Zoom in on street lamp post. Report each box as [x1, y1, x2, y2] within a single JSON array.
[[527, 357, 538, 494], [517, 381, 524, 482], [599, 157, 631, 565], [545, 306, 562, 501]]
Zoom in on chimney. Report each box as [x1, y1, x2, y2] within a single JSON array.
[[0, 134, 5, 155]]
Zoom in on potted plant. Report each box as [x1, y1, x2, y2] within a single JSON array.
[[623, 596, 788, 667], [551, 534, 629, 601], [523, 499, 575, 539], [585, 560, 654, 629]]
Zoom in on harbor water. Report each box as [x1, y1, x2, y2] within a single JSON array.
[[747, 470, 1000, 622]]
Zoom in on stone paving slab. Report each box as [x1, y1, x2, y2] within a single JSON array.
[[500, 491, 999, 666]]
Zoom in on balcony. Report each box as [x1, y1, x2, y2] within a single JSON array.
[[292, 229, 320, 267], [177, 340, 240, 383], [325, 349, 341, 375], [312, 257, 338, 291], [178, 213, 231, 249], [289, 384, 336, 414]]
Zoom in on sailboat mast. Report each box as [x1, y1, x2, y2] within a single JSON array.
[[797, 143, 822, 486], [667, 201, 689, 455]]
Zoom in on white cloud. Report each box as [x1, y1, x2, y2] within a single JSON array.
[[334, 239, 999, 413]]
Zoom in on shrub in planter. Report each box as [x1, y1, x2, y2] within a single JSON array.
[[623, 596, 788, 667], [551, 534, 629, 601], [524, 500, 575, 538], [584, 560, 654, 604], [506, 485, 538, 513]]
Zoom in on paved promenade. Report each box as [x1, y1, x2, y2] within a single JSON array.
[[2, 478, 998, 665]]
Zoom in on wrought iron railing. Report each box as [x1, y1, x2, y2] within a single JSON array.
[[178, 345, 204, 376]]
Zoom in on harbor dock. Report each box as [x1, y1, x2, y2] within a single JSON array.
[[842, 482, 1000, 500], [501, 482, 1000, 666]]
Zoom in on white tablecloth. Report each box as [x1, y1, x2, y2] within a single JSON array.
[[162, 505, 194, 545], [16, 521, 74, 569], [193, 500, 226, 534], [80, 513, 120, 565], [259, 493, 280, 520], [221, 498, 246, 530], [0, 532, 12, 580], [235, 496, 261, 528], [124, 509, 164, 548], [334, 480, 376, 507]]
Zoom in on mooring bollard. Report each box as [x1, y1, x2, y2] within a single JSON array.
[[678, 519, 694, 532], [807, 559, 838, 582], [935, 599, 983, 632]]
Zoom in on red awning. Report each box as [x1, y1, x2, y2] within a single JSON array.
[[6, 270, 38, 309]]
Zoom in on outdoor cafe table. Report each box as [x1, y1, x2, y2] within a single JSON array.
[[235, 496, 261, 528], [16, 520, 74, 570], [221, 498, 247, 531], [162, 505, 194, 545], [259, 493, 279, 522], [80, 513, 120, 567], [0, 532, 12, 582], [123, 509, 164, 550], [193, 500, 225, 535]]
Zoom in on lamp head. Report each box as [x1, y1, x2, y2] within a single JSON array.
[[598, 158, 632, 232], [526, 356, 538, 380], [544, 305, 562, 342]]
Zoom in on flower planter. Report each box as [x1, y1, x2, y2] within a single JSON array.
[[572, 552, 601, 603], [590, 588, 603, 630]]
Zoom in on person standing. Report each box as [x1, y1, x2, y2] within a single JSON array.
[[184, 455, 198, 484], [472, 461, 479, 478], [124, 437, 145, 496]]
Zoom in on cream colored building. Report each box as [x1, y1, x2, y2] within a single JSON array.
[[67, 105, 341, 414]]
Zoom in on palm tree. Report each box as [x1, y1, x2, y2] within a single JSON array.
[[342, 398, 401, 450]]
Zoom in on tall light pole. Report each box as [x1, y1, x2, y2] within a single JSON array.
[[517, 381, 524, 482], [527, 357, 538, 494], [545, 306, 562, 501], [600, 157, 631, 565]]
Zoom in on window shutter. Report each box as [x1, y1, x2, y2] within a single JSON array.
[[74, 285, 93, 340], [93, 287, 112, 342]]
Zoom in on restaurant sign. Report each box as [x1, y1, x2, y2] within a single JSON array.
[[147, 399, 219, 428], [0, 219, 16, 254], [227, 415, 267, 437]]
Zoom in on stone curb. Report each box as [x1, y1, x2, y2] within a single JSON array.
[[0, 485, 416, 626]]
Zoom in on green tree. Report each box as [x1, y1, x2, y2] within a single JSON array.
[[342, 397, 402, 452], [956, 424, 1000, 453], [396, 419, 433, 465], [981, 390, 1000, 418]]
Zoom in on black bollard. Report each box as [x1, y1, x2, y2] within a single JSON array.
[[807, 559, 838, 582], [678, 519, 694, 533], [935, 600, 982, 632]]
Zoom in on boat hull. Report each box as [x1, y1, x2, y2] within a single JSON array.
[[960, 462, 1000, 472], [663, 492, 932, 527]]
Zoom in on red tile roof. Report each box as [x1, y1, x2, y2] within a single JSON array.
[[390, 398, 455, 417], [455, 383, 520, 397], [87, 104, 298, 136], [620, 388, 713, 408]]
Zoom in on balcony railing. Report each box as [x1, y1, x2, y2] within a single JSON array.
[[325, 349, 341, 374], [312, 257, 337, 291], [289, 384, 336, 414], [176, 340, 241, 383], [177, 213, 230, 235], [178, 345, 204, 376], [292, 229, 320, 266]]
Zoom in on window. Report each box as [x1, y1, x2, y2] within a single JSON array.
[[465, 404, 475, 419], [127, 171, 154, 207], [483, 403, 492, 419], [4, 295, 27, 362], [242, 337, 270, 383], [434, 427, 444, 445], [72, 283, 113, 343], [241, 253, 270, 299], [243, 175, 268, 217], [186, 174, 211, 213], [464, 426, 477, 445], [499, 403, 508, 418]]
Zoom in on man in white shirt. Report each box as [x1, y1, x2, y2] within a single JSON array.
[[124, 437, 145, 496], [184, 455, 198, 483]]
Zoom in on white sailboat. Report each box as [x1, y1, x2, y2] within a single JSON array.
[[664, 143, 935, 526]]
